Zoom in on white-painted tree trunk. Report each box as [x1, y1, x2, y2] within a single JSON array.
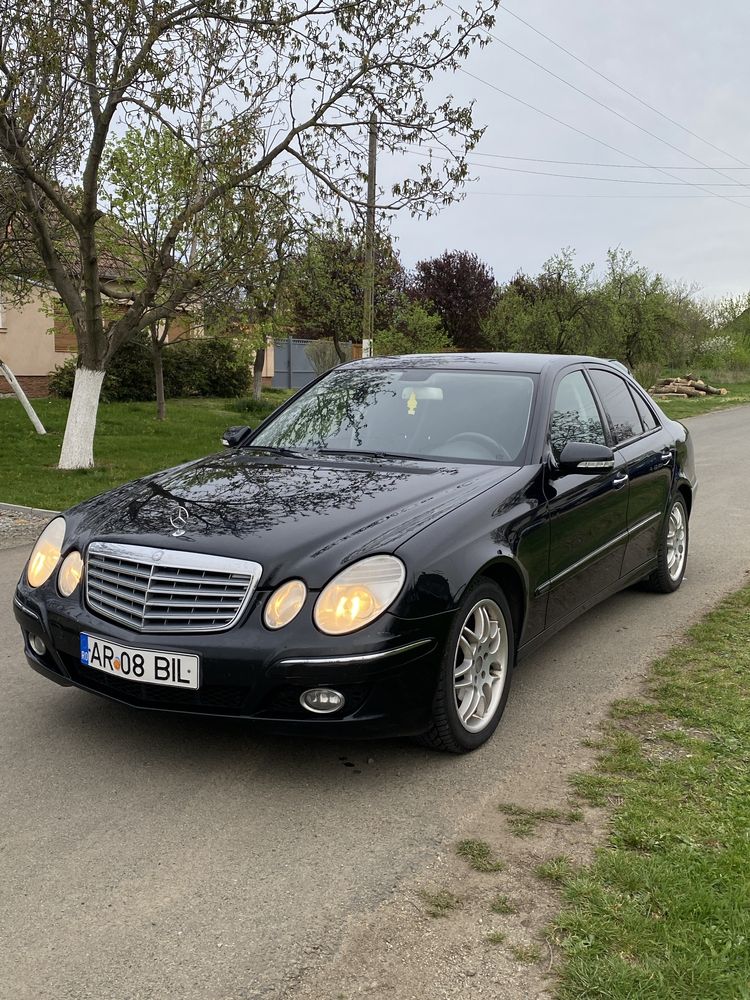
[[58, 368, 106, 470], [0, 362, 46, 434]]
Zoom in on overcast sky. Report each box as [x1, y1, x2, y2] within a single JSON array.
[[383, 0, 750, 299]]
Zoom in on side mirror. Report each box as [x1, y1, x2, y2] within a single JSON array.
[[555, 441, 615, 475], [222, 425, 250, 448]]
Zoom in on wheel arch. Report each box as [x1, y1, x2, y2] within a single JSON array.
[[676, 481, 693, 516], [474, 558, 527, 651]]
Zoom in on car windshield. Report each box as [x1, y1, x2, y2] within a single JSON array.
[[251, 367, 536, 464]]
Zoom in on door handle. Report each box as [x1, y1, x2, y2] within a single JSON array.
[[659, 448, 672, 465], [612, 472, 629, 489]]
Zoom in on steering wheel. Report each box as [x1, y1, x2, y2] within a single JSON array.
[[444, 432, 512, 461]]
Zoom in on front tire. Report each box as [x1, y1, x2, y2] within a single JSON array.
[[645, 494, 689, 593], [418, 579, 515, 753]]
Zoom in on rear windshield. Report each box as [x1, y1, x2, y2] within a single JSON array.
[[251, 367, 536, 464]]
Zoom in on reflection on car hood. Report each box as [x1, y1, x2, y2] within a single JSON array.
[[68, 451, 519, 588]]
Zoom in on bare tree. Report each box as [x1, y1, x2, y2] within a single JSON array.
[[0, 0, 497, 468]]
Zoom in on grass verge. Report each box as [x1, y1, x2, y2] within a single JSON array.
[[0, 391, 291, 510], [550, 586, 750, 1000]]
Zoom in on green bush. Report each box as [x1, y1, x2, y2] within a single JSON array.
[[50, 335, 251, 401], [375, 300, 452, 356]]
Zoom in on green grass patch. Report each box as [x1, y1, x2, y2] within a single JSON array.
[[489, 893, 518, 916], [655, 379, 750, 421], [485, 930, 506, 945], [497, 803, 563, 837], [456, 838, 505, 873], [553, 587, 750, 1000], [419, 889, 462, 919], [0, 391, 291, 510], [509, 943, 543, 964], [536, 857, 577, 886]]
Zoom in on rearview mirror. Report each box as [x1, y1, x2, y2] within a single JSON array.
[[555, 441, 615, 475], [222, 425, 250, 447]]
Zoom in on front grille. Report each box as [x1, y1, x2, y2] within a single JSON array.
[[85, 542, 262, 633]]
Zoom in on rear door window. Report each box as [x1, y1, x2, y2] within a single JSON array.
[[589, 369, 643, 445], [630, 388, 659, 431]]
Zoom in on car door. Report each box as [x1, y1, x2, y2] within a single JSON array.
[[543, 369, 630, 626], [588, 368, 674, 578]]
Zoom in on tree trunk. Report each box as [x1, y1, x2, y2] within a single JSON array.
[[152, 342, 166, 420], [253, 347, 265, 401], [58, 368, 106, 469], [332, 329, 345, 363]]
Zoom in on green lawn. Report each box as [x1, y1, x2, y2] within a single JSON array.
[[551, 588, 750, 999], [0, 391, 291, 510], [653, 380, 750, 421]]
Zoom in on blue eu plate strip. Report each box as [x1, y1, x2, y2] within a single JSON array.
[[80, 633, 90, 665]]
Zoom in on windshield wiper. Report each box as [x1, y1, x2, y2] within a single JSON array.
[[241, 444, 306, 458], [315, 448, 439, 463]]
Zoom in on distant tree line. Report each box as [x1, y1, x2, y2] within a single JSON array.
[[278, 226, 750, 382]]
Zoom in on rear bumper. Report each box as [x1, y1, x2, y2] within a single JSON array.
[[13, 590, 450, 739]]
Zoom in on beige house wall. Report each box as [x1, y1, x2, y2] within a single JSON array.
[[0, 289, 71, 376]]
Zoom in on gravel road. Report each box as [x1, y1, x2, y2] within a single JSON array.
[[1, 406, 748, 1000]]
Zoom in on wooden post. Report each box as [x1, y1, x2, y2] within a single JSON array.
[[0, 360, 46, 435], [362, 111, 377, 347]]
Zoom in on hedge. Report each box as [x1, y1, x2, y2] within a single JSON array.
[[50, 335, 251, 401]]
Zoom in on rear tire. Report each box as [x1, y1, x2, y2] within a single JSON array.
[[417, 579, 515, 753], [645, 495, 689, 593]]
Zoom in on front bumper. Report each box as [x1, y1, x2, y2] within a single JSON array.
[[13, 585, 452, 739]]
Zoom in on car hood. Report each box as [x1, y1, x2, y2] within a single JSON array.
[[67, 451, 519, 588]]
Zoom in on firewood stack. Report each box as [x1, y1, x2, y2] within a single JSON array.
[[648, 374, 728, 400]]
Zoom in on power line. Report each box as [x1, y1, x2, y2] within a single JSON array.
[[462, 191, 750, 199], [458, 68, 750, 212], [408, 149, 750, 186], [445, 151, 750, 171], [443, 2, 750, 198], [500, 4, 750, 169]]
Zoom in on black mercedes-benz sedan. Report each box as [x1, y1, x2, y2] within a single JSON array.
[[14, 353, 696, 752]]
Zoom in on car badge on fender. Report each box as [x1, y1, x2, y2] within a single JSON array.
[[169, 506, 190, 537]]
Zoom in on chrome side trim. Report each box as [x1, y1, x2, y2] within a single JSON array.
[[13, 594, 40, 620], [628, 511, 662, 535], [279, 638, 433, 667], [535, 510, 665, 596], [535, 528, 629, 596]]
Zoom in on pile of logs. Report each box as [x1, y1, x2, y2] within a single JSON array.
[[648, 374, 728, 400]]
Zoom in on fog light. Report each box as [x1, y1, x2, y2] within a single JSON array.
[[300, 688, 345, 714], [29, 633, 46, 656]]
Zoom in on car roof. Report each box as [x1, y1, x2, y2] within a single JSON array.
[[342, 352, 624, 375]]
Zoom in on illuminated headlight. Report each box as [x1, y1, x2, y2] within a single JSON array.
[[264, 579, 307, 629], [26, 517, 66, 588], [314, 555, 406, 636], [58, 550, 84, 597]]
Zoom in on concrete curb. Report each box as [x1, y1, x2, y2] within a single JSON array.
[[0, 501, 60, 517]]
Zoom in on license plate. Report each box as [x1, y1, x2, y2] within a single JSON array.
[[80, 633, 200, 690]]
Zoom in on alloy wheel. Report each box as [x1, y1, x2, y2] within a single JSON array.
[[666, 502, 687, 581], [453, 599, 509, 733]]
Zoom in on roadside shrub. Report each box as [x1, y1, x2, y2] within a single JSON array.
[[633, 362, 663, 391], [375, 300, 453, 356], [50, 335, 251, 401]]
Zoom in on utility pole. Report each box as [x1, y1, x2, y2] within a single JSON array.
[[361, 111, 377, 356]]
